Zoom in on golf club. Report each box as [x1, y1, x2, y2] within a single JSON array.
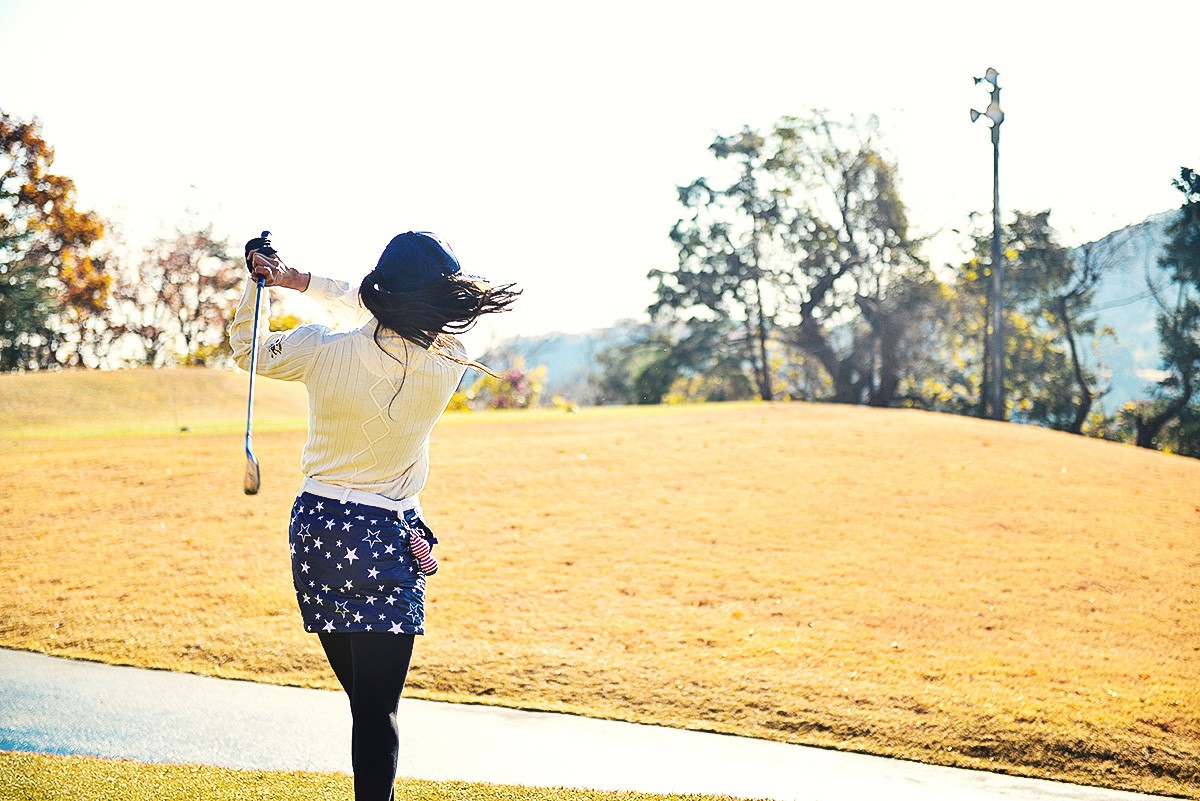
[[243, 230, 273, 495]]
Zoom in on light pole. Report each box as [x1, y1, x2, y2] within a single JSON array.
[[971, 67, 1005, 421]]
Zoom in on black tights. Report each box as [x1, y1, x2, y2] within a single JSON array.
[[319, 632, 416, 801]]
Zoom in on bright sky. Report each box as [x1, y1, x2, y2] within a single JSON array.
[[2, 1, 1198, 350]]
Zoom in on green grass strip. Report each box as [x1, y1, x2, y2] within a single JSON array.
[[0, 751, 756, 801]]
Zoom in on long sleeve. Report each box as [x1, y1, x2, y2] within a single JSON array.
[[229, 278, 331, 382], [303, 274, 372, 328]]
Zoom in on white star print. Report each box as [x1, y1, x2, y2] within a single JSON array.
[[321, 584, 331, 592], [385, 595, 397, 606], [367, 567, 380, 579], [365, 595, 377, 605], [334, 601, 349, 617], [345, 548, 359, 564], [314, 501, 324, 512], [325, 519, 336, 530], [384, 543, 396, 555], [353, 612, 363, 623], [323, 620, 335, 632], [342, 522, 353, 532], [405, 603, 422, 622], [389, 622, 405, 634], [313, 538, 324, 549], [300, 562, 310, 574]]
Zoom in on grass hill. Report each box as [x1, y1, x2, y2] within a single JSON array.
[[1, 368, 1197, 797], [0, 367, 308, 437]]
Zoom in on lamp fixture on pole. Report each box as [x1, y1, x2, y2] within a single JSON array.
[[971, 67, 1006, 421]]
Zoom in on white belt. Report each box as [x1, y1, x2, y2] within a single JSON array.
[[299, 477, 420, 514]]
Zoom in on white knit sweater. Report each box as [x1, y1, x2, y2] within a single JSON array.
[[229, 274, 467, 500]]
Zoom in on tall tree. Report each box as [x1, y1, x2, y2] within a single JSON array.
[[1053, 233, 1120, 433], [769, 112, 931, 405], [1003, 211, 1110, 432], [0, 110, 108, 370], [651, 113, 931, 407], [936, 211, 1114, 430], [1128, 167, 1200, 449], [110, 225, 240, 367], [650, 126, 780, 401]]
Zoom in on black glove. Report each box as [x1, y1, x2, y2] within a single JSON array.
[[244, 230, 277, 273]]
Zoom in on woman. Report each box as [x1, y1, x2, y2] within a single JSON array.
[[230, 231, 518, 801]]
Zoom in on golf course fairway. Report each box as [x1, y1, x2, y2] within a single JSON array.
[[1, 368, 1197, 796]]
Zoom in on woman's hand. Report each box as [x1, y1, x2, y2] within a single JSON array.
[[250, 251, 311, 292]]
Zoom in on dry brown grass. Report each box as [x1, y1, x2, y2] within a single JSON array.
[[1, 368, 1198, 797]]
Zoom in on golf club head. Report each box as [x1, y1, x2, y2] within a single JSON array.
[[244, 449, 261, 495]]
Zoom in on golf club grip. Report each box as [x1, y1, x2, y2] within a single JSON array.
[[245, 230, 276, 274]]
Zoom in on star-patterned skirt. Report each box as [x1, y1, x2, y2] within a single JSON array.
[[288, 491, 436, 635]]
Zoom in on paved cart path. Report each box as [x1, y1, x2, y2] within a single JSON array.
[[0, 648, 1169, 801]]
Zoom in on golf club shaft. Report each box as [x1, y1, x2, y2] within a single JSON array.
[[244, 274, 266, 474]]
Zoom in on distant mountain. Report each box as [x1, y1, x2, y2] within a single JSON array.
[[478, 320, 645, 403], [1079, 211, 1177, 411]]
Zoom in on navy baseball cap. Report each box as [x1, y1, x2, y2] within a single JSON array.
[[374, 231, 462, 292]]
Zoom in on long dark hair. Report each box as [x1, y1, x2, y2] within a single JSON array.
[[359, 271, 520, 375]]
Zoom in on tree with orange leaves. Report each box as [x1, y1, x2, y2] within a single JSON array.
[[1, 109, 110, 370]]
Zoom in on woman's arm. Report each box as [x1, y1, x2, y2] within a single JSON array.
[[246, 250, 370, 328], [228, 253, 331, 382], [303, 274, 373, 328]]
